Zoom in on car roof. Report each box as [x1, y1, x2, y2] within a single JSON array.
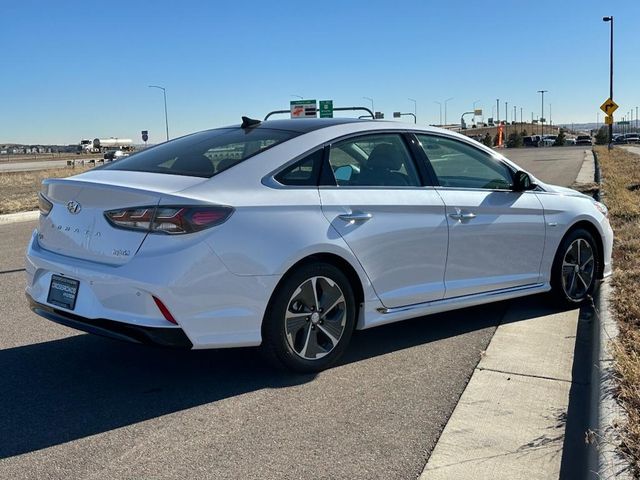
[[229, 117, 372, 133]]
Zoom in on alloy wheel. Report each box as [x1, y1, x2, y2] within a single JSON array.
[[561, 238, 595, 301], [284, 276, 347, 360]]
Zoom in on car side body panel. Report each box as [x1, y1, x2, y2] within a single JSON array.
[[319, 187, 448, 308], [435, 188, 546, 297]]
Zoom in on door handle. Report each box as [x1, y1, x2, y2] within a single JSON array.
[[449, 211, 476, 221], [338, 211, 373, 223]]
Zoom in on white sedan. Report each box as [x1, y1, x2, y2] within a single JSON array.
[[26, 118, 613, 372]]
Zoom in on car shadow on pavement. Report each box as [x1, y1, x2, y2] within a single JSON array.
[[0, 293, 569, 459]]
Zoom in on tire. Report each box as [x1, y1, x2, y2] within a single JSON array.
[[551, 228, 601, 305], [261, 262, 356, 373]]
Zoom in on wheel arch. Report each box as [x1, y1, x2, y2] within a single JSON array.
[[262, 252, 366, 335], [558, 219, 605, 279]]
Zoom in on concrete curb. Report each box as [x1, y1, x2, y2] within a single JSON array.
[[587, 148, 634, 479], [0, 210, 39, 225], [588, 280, 633, 479]]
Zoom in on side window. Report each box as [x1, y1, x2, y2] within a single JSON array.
[[416, 134, 513, 190], [328, 134, 420, 187], [275, 149, 323, 186]]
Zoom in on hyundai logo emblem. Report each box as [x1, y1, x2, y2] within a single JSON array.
[[66, 201, 82, 214]]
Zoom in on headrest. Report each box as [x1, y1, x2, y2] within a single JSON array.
[[366, 143, 402, 171]]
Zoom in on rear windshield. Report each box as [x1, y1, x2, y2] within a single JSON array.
[[101, 128, 299, 178]]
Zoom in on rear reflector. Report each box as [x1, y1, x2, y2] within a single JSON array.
[[152, 296, 178, 325], [105, 205, 233, 234]]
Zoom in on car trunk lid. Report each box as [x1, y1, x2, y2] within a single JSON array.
[[38, 172, 206, 265]]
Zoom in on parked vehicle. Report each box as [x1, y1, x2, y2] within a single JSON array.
[[575, 135, 593, 146], [623, 133, 640, 144], [27, 118, 613, 372], [565, 137, 576, 145], [523, 135, 541, 147], [541, 135, 557, 147]]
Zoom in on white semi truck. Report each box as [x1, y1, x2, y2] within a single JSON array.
[[79, 137, 133, 153]]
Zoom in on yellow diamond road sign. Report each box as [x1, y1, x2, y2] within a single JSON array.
[[600, 98, 618, 116]]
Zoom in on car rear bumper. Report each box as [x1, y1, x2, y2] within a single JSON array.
[[25, 229, 280, 349], [28, 296, 193, 348]]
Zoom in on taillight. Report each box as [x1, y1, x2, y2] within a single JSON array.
[[38, 193, 53, 216], [104, 205, 233, 234]]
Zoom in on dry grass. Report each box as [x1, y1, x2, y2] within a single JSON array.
[[596, 145, 640, 474], [0, 166, 92, 214]]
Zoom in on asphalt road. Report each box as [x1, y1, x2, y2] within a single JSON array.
[[0, 158, 97, 172], [622, 145, 640, 156], [500, 145, 587, 187], [0, 147, 586, 479]]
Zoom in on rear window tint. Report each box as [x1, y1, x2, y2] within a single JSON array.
[[275, 149, 323, 186], [101, 128, 299, 178]]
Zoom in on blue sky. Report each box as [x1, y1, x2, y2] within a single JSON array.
[[2, 0, 639, 144]]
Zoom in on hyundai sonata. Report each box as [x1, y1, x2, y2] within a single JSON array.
[[26, 117, 613, 372]]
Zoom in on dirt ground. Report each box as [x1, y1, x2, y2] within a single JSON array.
[[0, 166, 92, 214], [596, 145, 640, 475]]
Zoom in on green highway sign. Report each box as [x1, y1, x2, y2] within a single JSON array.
[[319, 100, 333, 118], [618, 121, 630, 125]]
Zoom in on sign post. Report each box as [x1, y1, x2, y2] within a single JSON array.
[[600, 98, 618, 146]]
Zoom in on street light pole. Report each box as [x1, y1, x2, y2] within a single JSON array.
[[408, 98, 417, 123], [434, 101, 442, 126], [505, 101, 508, 137], [291, 94, 304, 99], [444, 97, 453, 126], [363, 97, 374, 116], [148, 85, 169, 142], [603, 16, 614, 145], [538, 90, 548, 136], [520, 107, 523, 132]]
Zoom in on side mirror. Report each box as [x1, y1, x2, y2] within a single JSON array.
[[512, 170, 536, 192], [334, 165, 354, 182]]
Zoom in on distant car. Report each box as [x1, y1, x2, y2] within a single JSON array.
[[523, 135, 541, 147], [103, 149, 127, 161], [613, 135, 627, 145], [542, 135, 557, 147], [623, 133, 640, 144], [575, 135, 593, 146], [565, 137, 576, 145]]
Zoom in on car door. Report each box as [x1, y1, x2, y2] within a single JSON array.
[[414, 133, 546, 299], [319, 132, 448, 308]]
